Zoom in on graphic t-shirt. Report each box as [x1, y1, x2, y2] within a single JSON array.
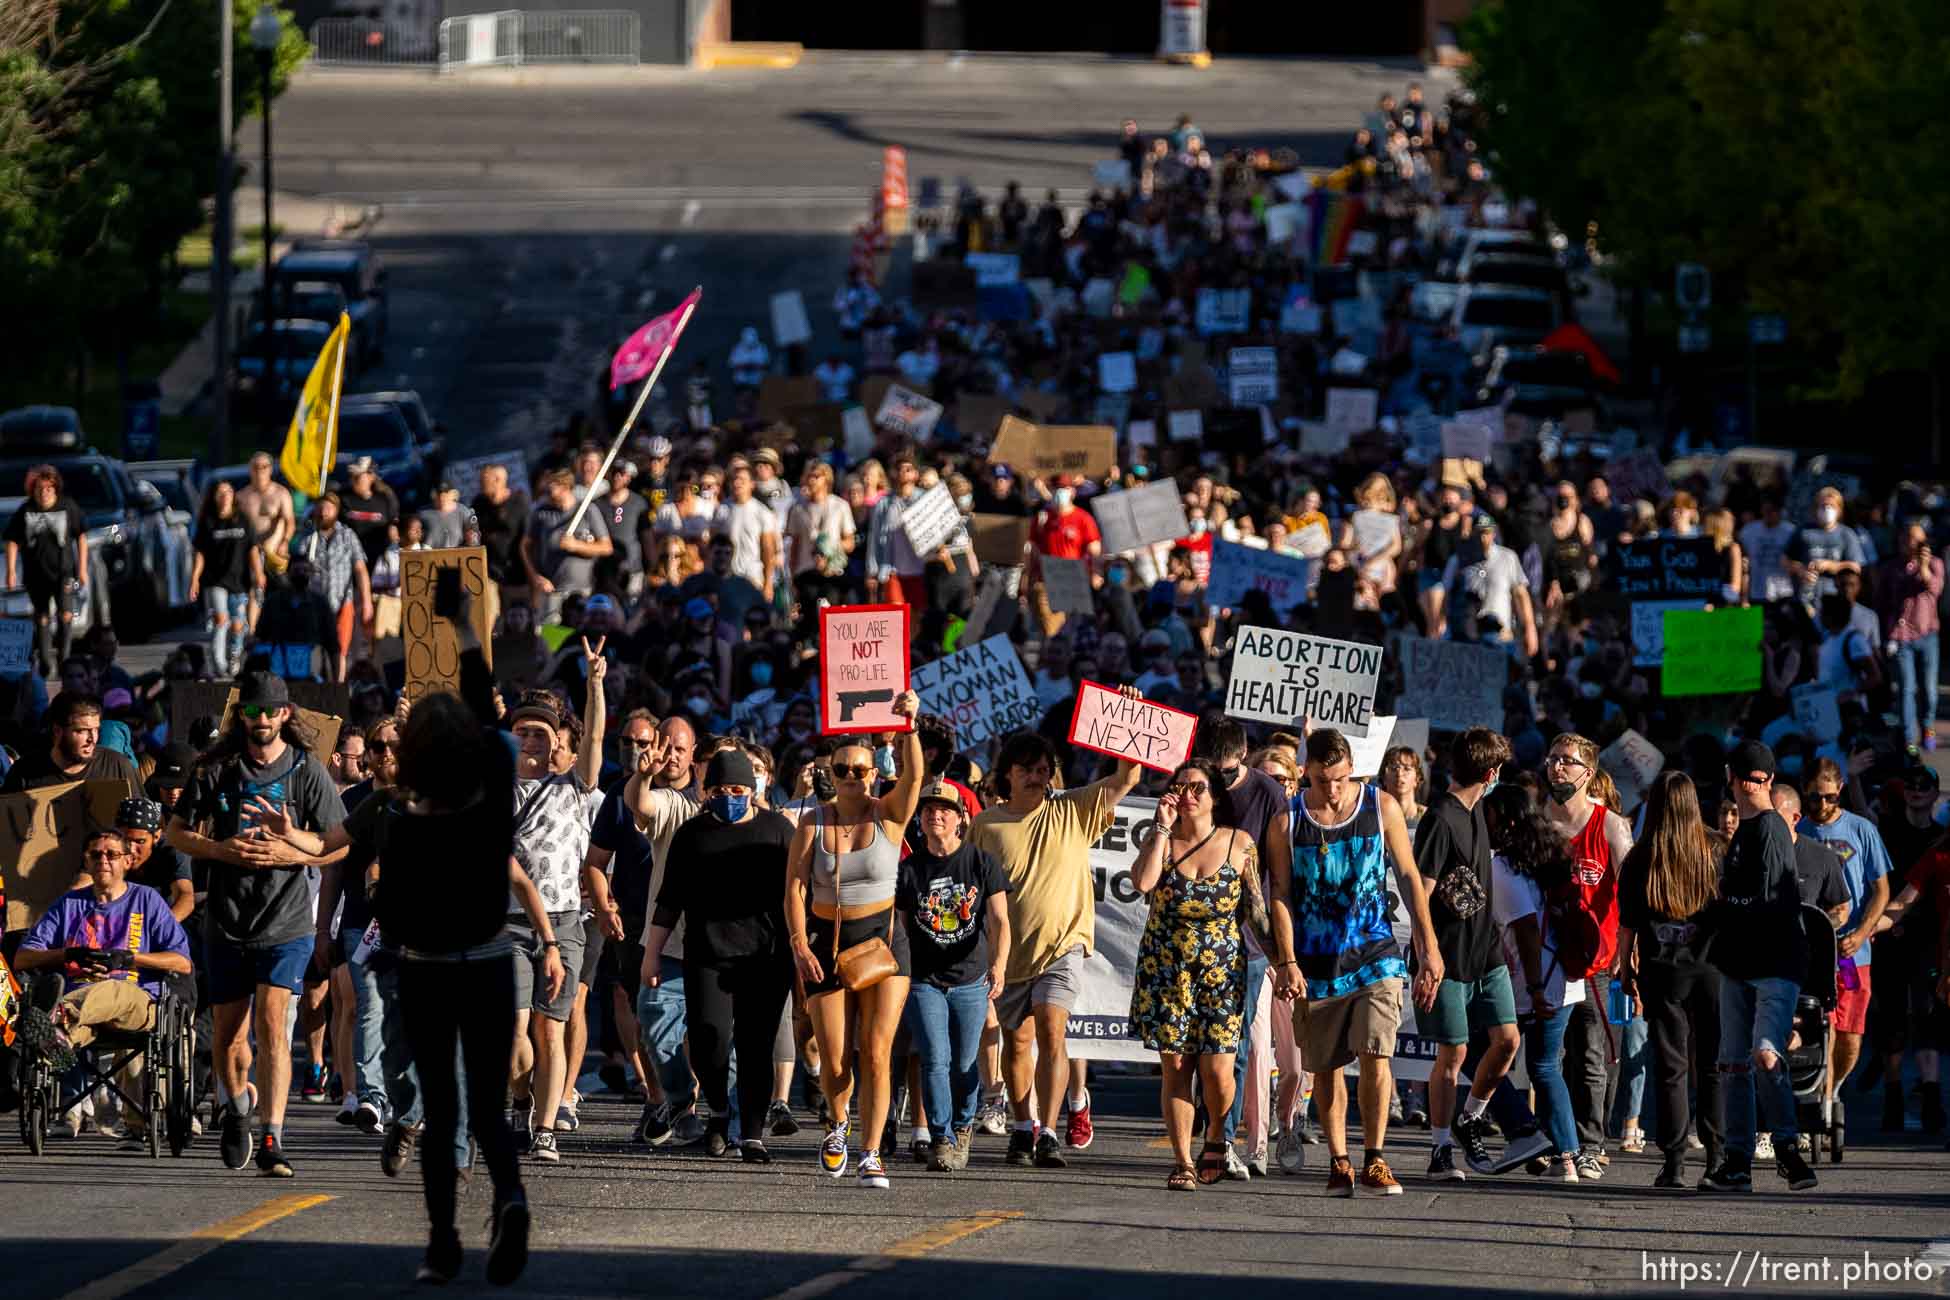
[[1792, 836, 1851, 912], [1798, 810, 1892, 965], [21, 883, 191, 999], [4, 498, 86, 589], [898, 841, 1012, 988], [511, 772, 594, 916], [195, 515, 254, 592], [186, 745, 345, 947], [1416, 790, 1498, 982], [1289, 784, 1405, 999]]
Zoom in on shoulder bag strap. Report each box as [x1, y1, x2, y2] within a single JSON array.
[[824, 807, 844, 968]]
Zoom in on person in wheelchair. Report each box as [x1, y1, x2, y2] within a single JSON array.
[[14, 827, 192, 1145]]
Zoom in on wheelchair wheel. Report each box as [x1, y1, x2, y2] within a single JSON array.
[[23, 1089, 46, 1157], [1828, 1119, 1845, 1164], [165, 1005, 195, 1157]]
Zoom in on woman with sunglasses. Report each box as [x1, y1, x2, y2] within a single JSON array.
[[1131, 759, 1251, 1189], [784, 690, 925, 1190]]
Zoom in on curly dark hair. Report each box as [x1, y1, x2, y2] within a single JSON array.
[[916, 713, 957, 776], [1482, 783, 1572, 888], [992, 731, 1059, 800], [1166, 759, 1239, 829]]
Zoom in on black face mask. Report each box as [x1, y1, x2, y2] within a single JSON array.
[[812, 766, 837, 802], [1218, 764, 1241, 787]]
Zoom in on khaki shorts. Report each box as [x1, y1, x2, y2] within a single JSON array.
[[995, 945, 1086, 1031], [1294, 977, 1403, 1072]]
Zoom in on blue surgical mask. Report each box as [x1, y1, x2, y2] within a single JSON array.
[[875, 745, 896, 777], [750, 662, 774, 687], [706, 794, 749, 823]]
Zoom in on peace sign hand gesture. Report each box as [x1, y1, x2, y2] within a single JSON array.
[[581, 635, 608, 686]]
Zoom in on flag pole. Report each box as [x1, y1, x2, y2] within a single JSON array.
[[319, 315, 348, 496], [564, 291, 699, 538]]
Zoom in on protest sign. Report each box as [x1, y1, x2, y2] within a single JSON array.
[[1127, 418, 1157, 448], [818, 604, 910, 735], [1195, 287, 1250, 336], [1396, 637, 1508, 732], [1280, 299, 1322, 336], [401, 547, 498, 703], [1225, 626, 1381, 737], [1346, 230, 1379, 258], [1265, 202, 1306, 246], [1611, 538, 1723, 601], [1068, 681, 1198, 773], [965, 252, 1020, 287], [840, 405, 875, 460], [1325, 387, 1378, 435], [910, 633, 1039, 751], [1346, 715, 1399, 778], [1661, 606, 1763, 696], [1630, 599, 1707, 667], [0, 618, 32, 678], [1167, 409, 1204, 442], [1599, 730, 1665, 814], [1298, 422, 1351, 458], [899, 483, 964, 557], [1, 780, 130, 933], [1093, 159, 1134, 189], [443, 451, 531, 503], [1081, 278, 1115, 318], [1791, 682, 1843, 744], [1391, 718, 1431, 762], [1091, 481, 1189, 555], [1228, 347, 1279, 405], [1098, 351, 1138, 394], [1606, 449, 1670, 506], [1440, 420, 1493, 463], [169, 680, 234, 745], [968, 514, 1032, 567], [769, 290, 811, 347], [1041, 556, 1096, 615], [1206, 539, 1313, 613], [988, 415, 1117, 480], [874, 383, 944, 441]]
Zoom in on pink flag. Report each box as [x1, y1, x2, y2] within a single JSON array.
[[609, 288, 701, 392]]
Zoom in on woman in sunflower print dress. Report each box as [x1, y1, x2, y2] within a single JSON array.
[[1131, 759, 1251, 1190]]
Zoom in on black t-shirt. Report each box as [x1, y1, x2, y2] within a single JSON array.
[[339, 489, 398, 568], [1709, 811, 1806, 983], [655, 810, 794, 965], [590, 778, 658, 938], [1878, 815, 1940, 890], [183, 745, 346, 947], [345, 758, 513, 956], [1415, 790, 1497, 982], [4, 498, 85, 589], [1616, 844, 1713, 968], [128, 843, 194, 895], [472, 494, 530, 585], [1792, 836, 1850, 912], [1226, 767, 1287, 849], [0, 745, 140, 796], [195, 514, 254, 592], [336, 778, 382, 936], [898, 841, 1012, 988]]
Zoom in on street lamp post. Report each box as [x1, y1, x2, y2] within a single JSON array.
[[250, 5, 281, 437], [211, 0, 234, 467]]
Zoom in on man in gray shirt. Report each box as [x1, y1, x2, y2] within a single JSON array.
[[418, 481, 475, 550], [522, 468, 613, 620]]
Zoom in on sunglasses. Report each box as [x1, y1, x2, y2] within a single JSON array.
[[366, 739, 393, 755], [1806, 790, 1840, 804], [620, 737, 656, 750], [831, 764, 873, 780], [1168, 782, 1211, 797], [240, 704, 279, 719]]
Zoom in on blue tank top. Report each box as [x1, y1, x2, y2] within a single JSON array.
[[1289, 784, 1406, 999]]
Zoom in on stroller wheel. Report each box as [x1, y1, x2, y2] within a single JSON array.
[[1828, 1118, 1844, 1164]]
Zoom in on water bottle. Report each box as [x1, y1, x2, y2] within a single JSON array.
[[1607, 978, 1631, 1026], [1838, 955, 1861, 992]]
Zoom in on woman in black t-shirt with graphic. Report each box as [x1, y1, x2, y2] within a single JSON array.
[[3, 464, 87, 675], [189, 479, 263, 678]]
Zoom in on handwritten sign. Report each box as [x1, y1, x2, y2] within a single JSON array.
[[969, 513, 1032, 567], [1630, 599, 1707, 667], [444, 451, 532, 503], [1195, 287, 1251, 336], [0, 618, 32, 678], [1, 780, 129, 933], [1041, 556, 1095, 615], [875, 383, 944, 441], [1068, 680, 1197, 773], [988, 415, 1117, 480], [1612, 538, 1724, 601], [1091, 481, 1188, 556], [1661, 606, 1762, 697], [1791, 682, 1843, 744], [1346, 716, 1399, 778], [1098, 351, 1137, 394], [1599, 729, 1665, 814], [910, 633, 1039, 752], [900, 483, 965, 556], [1325, 387, 1378, 435], [1228, 347, 1279, 405], [819, 604, 911, 735], [1226, 627, 1382, 737], [1396, 637, 1507, 732], [1167, 409, 1204, 442], [1207, 539, 1313, 613], [1441, 420, 1493, 463], [769, 289, 812, 347], [401, 547, 498, 703]]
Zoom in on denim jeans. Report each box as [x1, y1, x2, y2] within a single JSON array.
[[1718, 976, 1800, 1158], [1609, 1013, 1649, 1134], [1222, 952, 1269, 1143], [1894, 632, 1940, 747], [634, 956, 694, 1112], [205, 587, 251, 675], [904, 978, 991, 1133], [340, 930, 388, 1111], [1522, 1003, 1580, 1157]]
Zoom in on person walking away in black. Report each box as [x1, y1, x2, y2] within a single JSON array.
[[4, 464, 87, 675]]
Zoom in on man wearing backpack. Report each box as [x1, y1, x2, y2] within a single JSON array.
[[1540, 733, 1634, 1182]]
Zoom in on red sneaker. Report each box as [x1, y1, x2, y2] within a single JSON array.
[[1065, 1091, 1094, 1150]]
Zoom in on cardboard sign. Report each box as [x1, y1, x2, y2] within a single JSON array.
[[1195, 287, 1251, 336], [969, 514, 1032, 566], [1, 780, 130, 933], [988, 415, 1116, 480], [769, 290, 812, 347], [1346, 715, 1399, 779], [401, 546, 498, 703], [1068, 680, 1197, 773], [758, 375, 819, 424], [910, 633, 1040, 752], [842, 406, 874, 459], [965, 252, 1020, 286], [0, 618, 33, 678], [1325, 387, 1379, 435], [1228, 347, 1279, 405], [1091, 481, 1189, 555], [818, 604, 911, 735], [1225, 626, 1382, 737], [169, 680, 235, 746], [1606, 448, 1669, 506], [444, 451, 532, 503], [874, 383, 944, 441], [1167, 409, 1204, 442], [1599, 730, 1665, 814], [1791, 682, 1843, 744], [1041, 556, 1095, 615], [1611, 538, 1723, 601], [1207, 539, 1313, 613], [1396, 637, 1508, 732], [900, 483, 965, 556], [1630, 599, 1706, 667], [1661, 606, 1763, 697], [1440, 420, 1493, 463], [1098, 351, 1138, 394]]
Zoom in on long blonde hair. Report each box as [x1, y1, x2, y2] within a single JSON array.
[[1356, 472, 1396, 513]]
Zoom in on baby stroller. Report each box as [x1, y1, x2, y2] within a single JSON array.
[[1787, 905, 1842, 1163]]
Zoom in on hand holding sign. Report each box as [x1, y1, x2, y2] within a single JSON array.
[[1068, 680, 1198, 773]]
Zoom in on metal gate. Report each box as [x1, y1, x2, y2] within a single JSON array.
[[310, 17, 439, 66]]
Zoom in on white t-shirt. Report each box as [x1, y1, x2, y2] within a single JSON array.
[[1442, 543, 1528, 639], [785, 494, 854, 575], [1739, 519, 1798, 603], [1491, 855, 1586, 1017], [711, 497, 779, 588]]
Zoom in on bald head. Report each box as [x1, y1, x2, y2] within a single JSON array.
[[656, 715, 697, 788], [1771, 784, 1801, 839]]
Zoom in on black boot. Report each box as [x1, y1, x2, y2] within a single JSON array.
[[1652, 1149, 1687, 1190], [1882, 1082, 1907, 1132], [1920, 1084, 1945, 1135]]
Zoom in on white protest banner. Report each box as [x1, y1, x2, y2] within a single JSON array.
[[1127, 418, 1157, 448], [1441, 420, 1493, 463], [769, 290, 812, 347], [1225, 626, 1381, 737], [1631, 599, 1706, 667], [899, 483, 965, 556], [1070, 797, 1161, 1062], [1300, 422, 1350, 458], [1599, 729, 1665, 814], [1167, 409, 1203, 442], [1791, 682, 1843, 744], [1093, 159, 1134, 190], [1396, 637, 1507, 733], [1098, 351, 1138, 394], [1195, 287, 1250, 336], [1228, 347, 1279, 405], [965, 252, 1020, 287], [910, 633, 1040, 752], [1325, 387, 1378, 435], [818, 604, 910, 735], [1265, 202, 1306, 246], [1041, 556, 1095, 615], [444, 450, 532, 503], [842, 405, 875, 460], [1068, 680, 1198, 773], [1206, 538, 1313, 613], [0, 618, 32, 678], [874, 383, 944, 441], [1091, 481, 1188, 556], [1346, 715, 1398, 778]]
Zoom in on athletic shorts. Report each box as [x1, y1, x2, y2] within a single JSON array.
[[608, 931, 645, 1003], [509, 914, 584, 1022], [1831, 964, 1872, 1036], [1295, 976, 1404, 1072], [995, 944, 1087, 1031], [1425, 966, 1517, 1045], [803, 906, 911, 998], [207, 933, 314, 1005]]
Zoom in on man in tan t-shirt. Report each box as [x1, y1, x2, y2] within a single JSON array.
[[971, 724, 1141, 1170], [235, 452, 297, 632]]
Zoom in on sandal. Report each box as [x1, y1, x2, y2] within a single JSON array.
[[1195, 1140, 1228, 1186], [1168, 1164, 1197, 1191]]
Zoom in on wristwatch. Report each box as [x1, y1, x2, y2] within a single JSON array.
[[541, 939, 561, 950]]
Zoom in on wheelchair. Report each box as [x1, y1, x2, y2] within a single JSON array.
[[12, 965, 197, 1159]]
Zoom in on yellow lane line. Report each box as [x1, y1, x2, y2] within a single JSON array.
[[59, 1193, 334, 1300], [881, 1210, 1024, 1260]]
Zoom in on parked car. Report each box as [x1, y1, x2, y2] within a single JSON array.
[[0, 406, 86, 453], [235, 317, 337, 408], [1474, 346, 1610, 423], [332, 392, 442, 506], [269, 239, 389, 364], [1451, 286, 1560, 366], [129, 459, 206, 529]]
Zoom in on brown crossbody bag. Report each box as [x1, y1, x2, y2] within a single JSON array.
[[824, 811, 899, 991]]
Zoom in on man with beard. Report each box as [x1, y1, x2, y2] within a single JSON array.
[[1, 692, 141, 794]]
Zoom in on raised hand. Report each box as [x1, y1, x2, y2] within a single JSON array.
[[582, 635, 608, 686], [890, 689, 920, 721]]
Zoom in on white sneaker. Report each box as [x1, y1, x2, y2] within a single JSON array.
[[1223, 1147, 1252, 1181], [1754, 1133, 1775, 1161], [1277, 1126, 1306, 1174]]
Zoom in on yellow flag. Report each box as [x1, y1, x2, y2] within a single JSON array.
[[278, 312, 350, 498]]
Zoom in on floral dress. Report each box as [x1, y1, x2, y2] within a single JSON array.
[[1130, 836, 1250, 1055]]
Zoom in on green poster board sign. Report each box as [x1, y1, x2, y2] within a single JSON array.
[[1661, 606, 1763, 697]]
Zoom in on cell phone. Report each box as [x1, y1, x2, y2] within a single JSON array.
[[433, 566, 463, 621]]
